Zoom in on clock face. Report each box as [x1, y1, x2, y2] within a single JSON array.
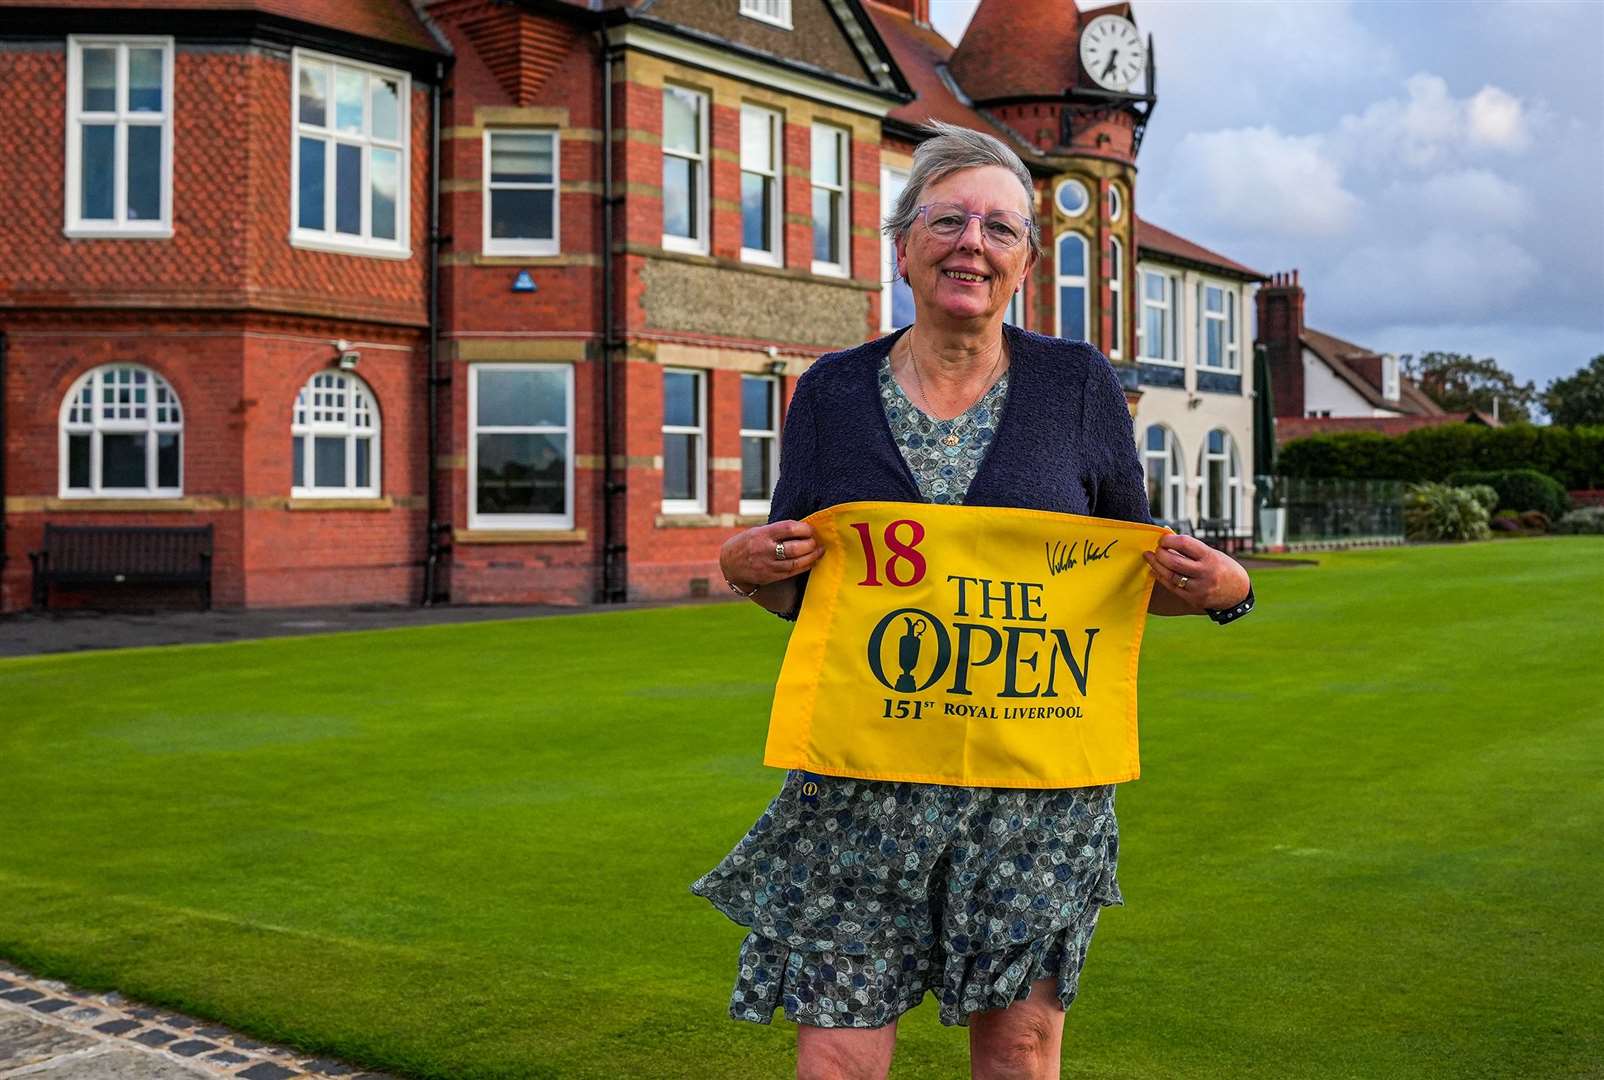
[[1079, 14, 1146, 93]]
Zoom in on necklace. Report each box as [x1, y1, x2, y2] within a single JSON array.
[[905, 333, 1005, 443]]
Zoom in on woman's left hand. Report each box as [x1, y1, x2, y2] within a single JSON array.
[[1143, 534, 1252, 612]]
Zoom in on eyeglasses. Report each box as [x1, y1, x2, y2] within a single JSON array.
[[915, 203, 1034, 249]]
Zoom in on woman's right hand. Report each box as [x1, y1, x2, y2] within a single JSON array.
[[720, 520, 822, 593]]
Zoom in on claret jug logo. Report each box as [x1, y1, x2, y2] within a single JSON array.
[[764, 502, 1168, 789]]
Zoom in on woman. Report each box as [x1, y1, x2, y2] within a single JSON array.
[[692, 121, 1254, 1079]]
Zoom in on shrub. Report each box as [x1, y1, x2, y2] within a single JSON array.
[[1404, 483, 1491, 542], [1446, 469, 1570, 520], [1519, 510, 1550, 532], [1553, 507, 1604, 535], [1490, 516, 1521, 532], [1464, 485, 1500, 514], [1493, 508, 1521, 521]]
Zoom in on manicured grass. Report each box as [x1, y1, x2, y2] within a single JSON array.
[[1, 538, 1600, 1079]]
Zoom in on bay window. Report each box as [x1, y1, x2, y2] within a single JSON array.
[[66, 37, 173, 236], [292, 50, 409, 255]]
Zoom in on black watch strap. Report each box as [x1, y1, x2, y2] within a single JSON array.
[[1206, 584, 1255, 625]]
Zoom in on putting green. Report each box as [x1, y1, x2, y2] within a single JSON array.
[[1, 537, 1599, 1078]]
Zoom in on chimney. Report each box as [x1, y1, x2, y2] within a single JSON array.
[[874, 0, 931, 25], [1255, 269, 1306, 418]]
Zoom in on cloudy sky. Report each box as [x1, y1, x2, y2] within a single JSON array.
[[929, 0, 1604, 394]]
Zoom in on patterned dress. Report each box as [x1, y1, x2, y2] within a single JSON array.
[[689, 349, 1123, 1029]]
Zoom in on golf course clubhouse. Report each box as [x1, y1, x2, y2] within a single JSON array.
[[2, 0, 1286, 611]]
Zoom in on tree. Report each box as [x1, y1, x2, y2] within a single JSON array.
[[1399, 351, 1539, 424], [1543, 355, 1604, 427]]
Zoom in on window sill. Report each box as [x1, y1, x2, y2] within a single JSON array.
[[654, 512, 767, 528], [291, 233, 412, 261], [286, 496, 392, 511], [64, 226, 174, 240], [42, 496, 220, 512], [454, 527, 586, 544], [811, 260, 849, 278], [484, 243, 560, 259], [741, 248, 783, 268]]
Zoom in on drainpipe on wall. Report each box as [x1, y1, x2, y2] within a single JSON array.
[[421, 62, 449, 606], [599, 37, 628, 603]]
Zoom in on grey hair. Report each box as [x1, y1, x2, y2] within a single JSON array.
[[882, 120, 1041, 263]]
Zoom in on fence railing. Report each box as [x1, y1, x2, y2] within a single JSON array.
[[1256, 476, 1407, 545]]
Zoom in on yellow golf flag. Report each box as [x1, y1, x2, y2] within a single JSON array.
[[764, 501, 1170, 789]]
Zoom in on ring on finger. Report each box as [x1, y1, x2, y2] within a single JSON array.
[[1177, 574, 1190, 590], [774, 541, 787, 561]]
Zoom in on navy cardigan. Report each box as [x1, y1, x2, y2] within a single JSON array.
[[769, 323, 1154, 620]]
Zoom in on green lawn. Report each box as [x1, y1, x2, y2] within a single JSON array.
[[1, 538, 1600, 1079]]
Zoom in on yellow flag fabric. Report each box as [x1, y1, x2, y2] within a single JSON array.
[[764, 501, 1170, 789]]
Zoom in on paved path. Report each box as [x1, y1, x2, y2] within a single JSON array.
[[0, 597, 724, 659], [0, 962, 394, 1080]]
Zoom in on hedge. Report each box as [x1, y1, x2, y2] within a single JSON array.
[[1276, 424, 1604, 490]]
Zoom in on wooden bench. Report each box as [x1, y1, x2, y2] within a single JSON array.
[[30, 524, 213, 610]]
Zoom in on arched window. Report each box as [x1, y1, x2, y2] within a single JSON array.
[[292, 371, 380, 497], [1198, 428, 1242, 528], [1107, 183, 1123, 222], [1055, 233, 1089, 341], [1143, 424, 1185, 525], [59, 364, 183, 497], [1108, 235, 1124, 358]]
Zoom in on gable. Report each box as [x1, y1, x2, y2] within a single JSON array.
[[642, 0, 888, 88]]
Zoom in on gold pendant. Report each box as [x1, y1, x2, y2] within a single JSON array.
[[943, 433, 960, 446]]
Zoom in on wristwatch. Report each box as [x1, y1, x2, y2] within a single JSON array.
[[1205, 585, 1255, 625]]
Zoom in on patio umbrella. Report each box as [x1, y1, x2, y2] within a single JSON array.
[[1253, 342, 1278, 478]]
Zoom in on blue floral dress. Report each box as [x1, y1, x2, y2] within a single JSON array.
[[690, 350, 1123, 1029]]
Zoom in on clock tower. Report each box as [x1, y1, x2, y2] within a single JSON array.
[[947, 0, 1156, 369]]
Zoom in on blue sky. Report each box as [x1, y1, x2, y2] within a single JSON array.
[[928, 0, 1604, 393]]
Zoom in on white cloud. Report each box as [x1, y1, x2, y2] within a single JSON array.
[[1171, 126, 1359, 237], [1333, 73, 1531, 169], [1467, 85, 1528, 149]]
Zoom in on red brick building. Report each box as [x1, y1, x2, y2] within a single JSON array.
[[2, 0, 1258, 611]]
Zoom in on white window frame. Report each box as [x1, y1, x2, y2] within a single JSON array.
[[482, 128, 559, 257], [661, 84, 709, 255], [1138, 267, 1181, 365], [811, 122, 850, 277], [65, 36, 174, 238], [291, 370, 381, 498], [290, 49, 411, 259], [1198, 279, 1240, 372], [739, 0, 794, 29], [739, 104, 783, 267], [1107, 182, 1123, 222], [739, 374, 780, 516], [1108, 235, 1124, 359], [1143, 424, 1186, 524], [467, 363, 575, 530], [58, 364, 183, 499], [881, 165, 912, 331], [661, 367, 707, 514], [1198, 428, 1243, 528], [1054, 178, 1088, 217], [1055, 232, 1090, 341]]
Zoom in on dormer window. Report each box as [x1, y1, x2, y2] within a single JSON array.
[[1383, 354, 1400, 401], [739, 0, 793, 30]]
